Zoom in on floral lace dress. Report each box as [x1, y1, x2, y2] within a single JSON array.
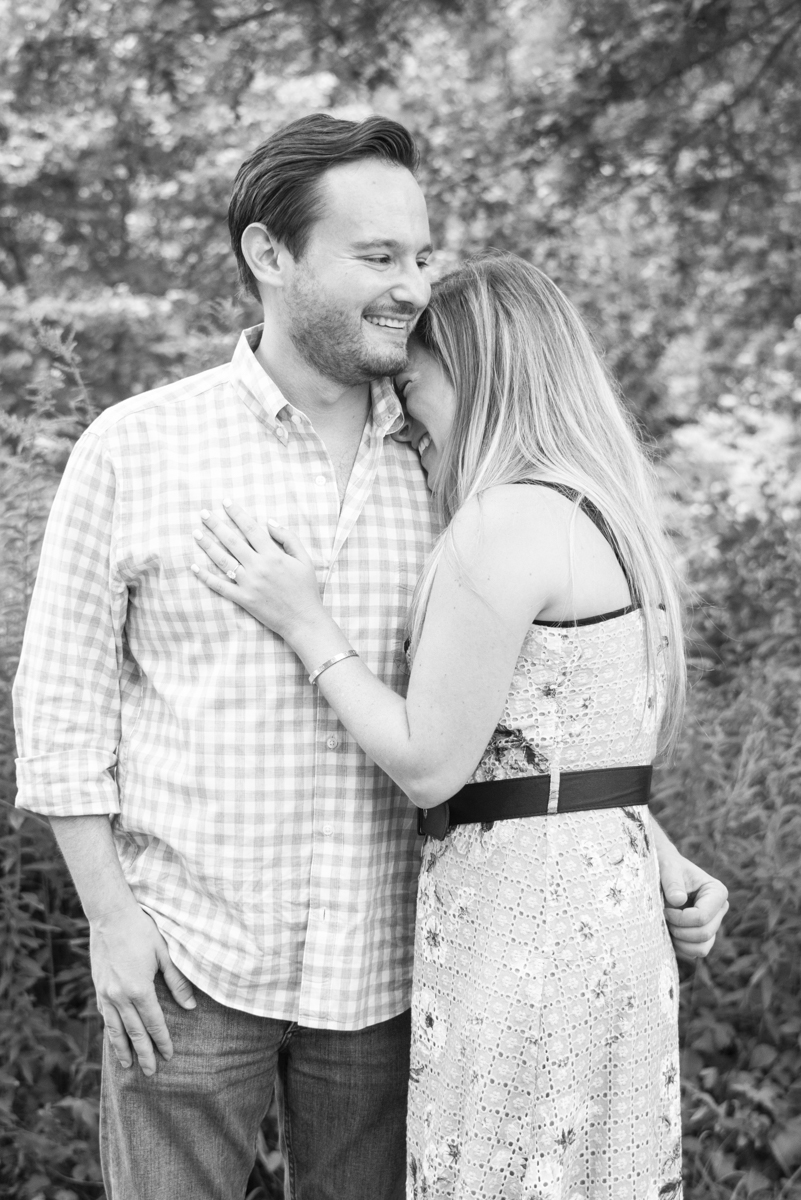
[[406, 610, 682, 1200]]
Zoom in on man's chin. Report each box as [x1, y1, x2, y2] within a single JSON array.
[[356, 344, 409, 380], [289, 323, 409, 386]]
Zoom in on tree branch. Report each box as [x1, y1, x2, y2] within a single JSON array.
[[214, 5, 276, 33], [642, 0, 801, 99], [723, 11, 801, 109]]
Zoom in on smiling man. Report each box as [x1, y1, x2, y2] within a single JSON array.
[[14, 114, 727, 1200]]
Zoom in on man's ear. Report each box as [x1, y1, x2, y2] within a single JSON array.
[[241, 223, 290, 293]]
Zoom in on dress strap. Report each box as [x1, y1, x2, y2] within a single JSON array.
[[518, 480, 635, 598]]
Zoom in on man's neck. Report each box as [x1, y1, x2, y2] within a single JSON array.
[[254, 320, 373, 504], [254, 322, 371, 433]]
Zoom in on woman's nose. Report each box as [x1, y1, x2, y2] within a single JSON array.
[[393, 415, 426, 448], [393, 417, 414, 444]]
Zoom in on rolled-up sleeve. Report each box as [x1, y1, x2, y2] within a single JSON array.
[[13, 431, 127, 816]]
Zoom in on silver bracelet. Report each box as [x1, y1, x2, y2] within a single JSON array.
[[308, 649, 359, 686]]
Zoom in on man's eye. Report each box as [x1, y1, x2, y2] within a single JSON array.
[[366, 256, 391, 265], [417, 259, 431, 270]]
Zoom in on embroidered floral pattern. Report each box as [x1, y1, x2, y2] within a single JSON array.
[[407, 612, 681, 1199], [472, 725, 550, 781]]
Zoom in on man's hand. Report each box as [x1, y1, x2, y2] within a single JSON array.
[[90, 904, 196, 1076], [652, 820, 729, 960], [47, 814, 197, 1075]]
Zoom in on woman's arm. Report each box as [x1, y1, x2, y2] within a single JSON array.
[[192, 488, 565, 806], [193, 500, 730, 957]]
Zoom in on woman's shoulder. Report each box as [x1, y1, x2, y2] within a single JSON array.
[[428, 487, 566, 631], [452, 483, 576, 555], [446, 485, 575, 614]]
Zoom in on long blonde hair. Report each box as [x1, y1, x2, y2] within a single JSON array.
[[408, 251, 686, 754]]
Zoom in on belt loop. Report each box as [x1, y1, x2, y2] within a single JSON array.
[[547, 765, 560, 814]]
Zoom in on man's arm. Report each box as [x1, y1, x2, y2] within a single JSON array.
[[50, 815, 195, 1075], [652, 818, 729, 960], [14, 432, 194, 1074]]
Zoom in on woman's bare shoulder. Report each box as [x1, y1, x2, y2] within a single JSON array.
[[444, 484, 572, 617], [451, 483, 575, 559]]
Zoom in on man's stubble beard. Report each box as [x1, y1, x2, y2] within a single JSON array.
[[285, 271, 410, 387]]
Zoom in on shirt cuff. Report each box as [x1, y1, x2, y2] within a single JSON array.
[[14, 749, 121, 816]]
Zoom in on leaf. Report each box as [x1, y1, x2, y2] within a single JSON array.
[[749, 1042, 779, 1072], [54, 1096, 99, 1135], [742, 1166, 773, 1195], [770, 1114, 801, 1172], [707, 1147, 739, 1181]]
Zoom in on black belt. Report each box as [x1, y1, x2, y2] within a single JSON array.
[[417, 765, 652, 841]]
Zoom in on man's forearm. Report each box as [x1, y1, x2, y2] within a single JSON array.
[[49, 814, 139, 925], [50, 813, 196, 1074]]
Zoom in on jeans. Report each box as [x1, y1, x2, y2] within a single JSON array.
[[100, 974, 410, 1200]]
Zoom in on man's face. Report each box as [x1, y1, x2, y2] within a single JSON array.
[[282, 159, 432, 387]]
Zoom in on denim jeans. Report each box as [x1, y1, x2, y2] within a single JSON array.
[[100, 974, 410, 1200]]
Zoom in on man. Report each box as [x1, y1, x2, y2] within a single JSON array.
[[14, 114, 727, 1199]]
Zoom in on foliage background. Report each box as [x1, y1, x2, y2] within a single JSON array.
[[2, 0, 801, 1196]]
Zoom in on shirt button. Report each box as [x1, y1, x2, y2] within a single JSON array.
[[322, 824, 334, 837], [315, 474, 327, 486], [326, 735, 339, 749], [275, 425, 287, 442]]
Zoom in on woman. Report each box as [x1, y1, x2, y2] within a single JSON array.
[[192, 253, 685, 1198]]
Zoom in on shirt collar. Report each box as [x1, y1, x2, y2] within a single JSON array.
[[231, 324, 405, 438], [231, 325, 290, 425], [370, 374, 405, 437]]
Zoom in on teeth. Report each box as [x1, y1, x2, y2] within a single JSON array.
[[417, 434, 431, 456], [365, 315, 406, 329]]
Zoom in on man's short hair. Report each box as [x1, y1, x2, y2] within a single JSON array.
[[228, 113, 420, 299]]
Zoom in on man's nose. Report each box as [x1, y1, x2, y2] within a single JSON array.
[[390, 260, 431, 313]]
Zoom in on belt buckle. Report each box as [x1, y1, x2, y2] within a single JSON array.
[[418, 802, 450, 841]]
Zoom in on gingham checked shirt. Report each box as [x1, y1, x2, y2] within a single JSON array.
[[14, 326, 438, 1029]]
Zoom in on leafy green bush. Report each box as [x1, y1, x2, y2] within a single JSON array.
[[656, 657, 801, 1196], [0, 329, 104, 1198], [651, 470, 801, 1197]]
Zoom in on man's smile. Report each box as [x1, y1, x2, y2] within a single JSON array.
[[363, 312, 418, 333], [365, 315, 406, 328]]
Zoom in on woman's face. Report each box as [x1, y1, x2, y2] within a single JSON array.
[[394, 341, 457, 483]]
